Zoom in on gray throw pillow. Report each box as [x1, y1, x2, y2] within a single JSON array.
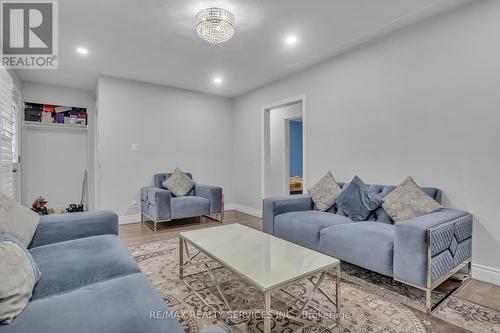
[[0, 192, 40, 247], [0, 234, 41, 324], [336, 176, 384, 221], [162, 168, 195, 197], [308, 171, 342, 211], [382, 176, 442, 223]]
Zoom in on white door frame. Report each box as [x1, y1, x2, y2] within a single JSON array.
[[261, 94, 306, 200]]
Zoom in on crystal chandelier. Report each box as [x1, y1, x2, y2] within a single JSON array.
[[196, 7, 235, 44]]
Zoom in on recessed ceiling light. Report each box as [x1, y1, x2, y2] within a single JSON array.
[[285, 36, 297, 45], [213, 77, 223, 84], [76, 47, 89, 55]]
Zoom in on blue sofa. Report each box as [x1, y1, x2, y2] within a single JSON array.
[[0, 211, 184, 333], [263, 183, 473, 314], [141, 173, 223, 231]]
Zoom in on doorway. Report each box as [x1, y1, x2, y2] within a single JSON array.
[[261, 95, 306, 199], [287, 117, 303, 195]]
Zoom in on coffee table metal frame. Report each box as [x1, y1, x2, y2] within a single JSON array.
[[179, 237, 341, 333]]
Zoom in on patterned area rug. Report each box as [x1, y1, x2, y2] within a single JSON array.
[[129, 238, 500, 333]]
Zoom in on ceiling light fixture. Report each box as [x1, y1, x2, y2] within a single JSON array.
[[76, 47, 89, 55], [213, 77, 223, 84], [196, 8, 235, 44], [285, 36, 297, 45]]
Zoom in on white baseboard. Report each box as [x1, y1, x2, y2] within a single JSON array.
[[472, 263, 500, 286], [225, 203, 262, 218], [119, 214, 141, 224]]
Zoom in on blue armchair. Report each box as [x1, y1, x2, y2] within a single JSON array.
[[140, 173, 223, 231]]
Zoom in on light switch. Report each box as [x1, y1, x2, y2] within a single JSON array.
[[131, 143, 139, 152]]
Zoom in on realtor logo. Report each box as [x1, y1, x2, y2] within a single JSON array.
[[1, 0, 58, 68]]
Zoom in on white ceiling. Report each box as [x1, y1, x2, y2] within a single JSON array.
[[17, 0, 468, 97]]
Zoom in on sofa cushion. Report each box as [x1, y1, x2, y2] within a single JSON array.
[[382, 177, 442, 222], [171, 196, 210, 219], [307, 171, 342, 211], [275, 211, 352, 251], [319, 222, 395, 276], [0, 192, 39, 247], [336, 176, 384, 221], [29, 211, 119, 249], [29, 235, 140, 300], [0, 273, 184, 333], [162, 168, 195, 197]]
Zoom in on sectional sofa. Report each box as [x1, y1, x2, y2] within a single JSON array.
[[0, 211, 184, 333], [263, 183, 473, 314]]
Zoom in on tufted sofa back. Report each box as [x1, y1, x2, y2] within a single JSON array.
[[333, 183, 441, 223], [153, 173, 195, 196], [337, 182, 441, 203]]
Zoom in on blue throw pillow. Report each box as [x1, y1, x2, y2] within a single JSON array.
[[336, 176, 384, 221]]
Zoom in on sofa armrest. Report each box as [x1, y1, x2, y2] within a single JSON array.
[[195, 184, 222, 214], [262, 194, 313, 234], [141, 186, 171, 221], [394, 208, 473, 288], [28, 210, 118, 249]]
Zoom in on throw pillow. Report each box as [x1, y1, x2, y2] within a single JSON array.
[[382, 176, 442, 222], [162, 168, 195, 197], [336, 176, 384, 221], [307, 171, 342, 211], [0, 192, 40, 247], [0, 233, 41, 324]]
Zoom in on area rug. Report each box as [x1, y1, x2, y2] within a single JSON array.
[[129, 238, 500, 333]]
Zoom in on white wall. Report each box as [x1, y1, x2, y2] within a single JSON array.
[[232, 0, 500, 283], [21, 82, 95, 210], [269, 103, 302, 196], [96, 76, 233, 219], [25, 129, 87, 208]]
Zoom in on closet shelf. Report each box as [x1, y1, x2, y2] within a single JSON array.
[[23, 121, 87, 132]]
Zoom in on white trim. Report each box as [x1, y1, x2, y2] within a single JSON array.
[[261, 94, 307, 200], [119, 214, 141, 224], [472, 263, 500, 286], [225, 203, 262, 218], [223, 202, 238, 211]]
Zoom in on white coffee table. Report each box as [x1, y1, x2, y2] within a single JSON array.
[[179, 224, 341, 332]]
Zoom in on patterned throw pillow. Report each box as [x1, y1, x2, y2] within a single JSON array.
[[308, 171, 342, 211], [336, 176, 384, 221], [0, 233, 41, 324], [162, 168, 195, 197], [0, 192, 40, 247], [382, 176, 442, 223]]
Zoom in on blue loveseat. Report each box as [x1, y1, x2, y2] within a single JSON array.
[[263, 183, 473, 314], [0, 211, 184, 333]]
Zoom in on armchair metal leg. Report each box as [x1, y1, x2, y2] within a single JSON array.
[[142, 213, 171, 233], [204, 213, 224, 224]]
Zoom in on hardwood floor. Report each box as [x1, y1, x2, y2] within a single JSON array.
[[119, 210, 262, 247], [119, 210, 500, 312]]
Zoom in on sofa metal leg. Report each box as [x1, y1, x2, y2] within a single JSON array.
[[425, 289, 432, 314]]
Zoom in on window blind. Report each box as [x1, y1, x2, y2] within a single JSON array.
[[0, 66, 13, 198]]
